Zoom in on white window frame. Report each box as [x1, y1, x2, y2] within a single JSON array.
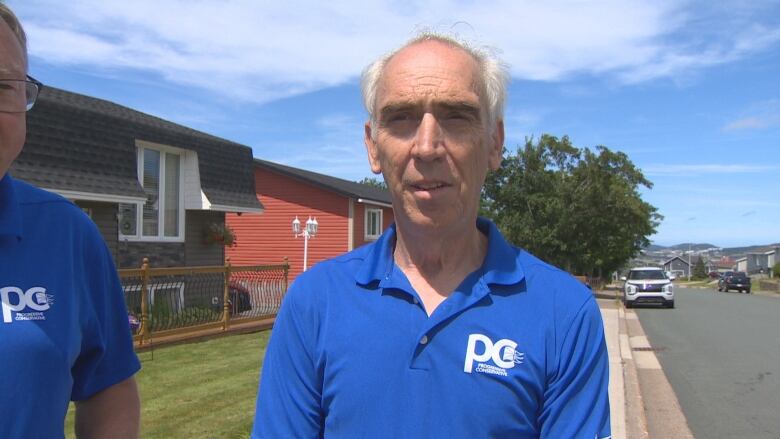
[[118, 142, 185, 242], [364, 208, 383, 241]]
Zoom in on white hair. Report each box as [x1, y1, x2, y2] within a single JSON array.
[[361, 31, 509, 137], [0, 3, 27, 67]]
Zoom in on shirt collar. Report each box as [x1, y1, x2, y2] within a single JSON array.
[[0, 174, 23, 240], [355, 217, 525, 289]]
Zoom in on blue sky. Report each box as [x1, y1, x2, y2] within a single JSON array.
[[9, 0, 780, 247]]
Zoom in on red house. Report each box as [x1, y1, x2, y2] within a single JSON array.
[[226, 159, 394, 280]]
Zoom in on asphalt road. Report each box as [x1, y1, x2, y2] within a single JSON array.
[[635, 287, 780, 439]]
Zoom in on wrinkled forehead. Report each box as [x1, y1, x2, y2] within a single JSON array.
[[377, 41, 485, 108], [0, 20, 26, 76]]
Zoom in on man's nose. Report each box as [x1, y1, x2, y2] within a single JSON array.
[[411, 113, 445, 161]]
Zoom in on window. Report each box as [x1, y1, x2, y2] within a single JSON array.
[[119, 144, 183, 241], [365, 208, 383, 240]]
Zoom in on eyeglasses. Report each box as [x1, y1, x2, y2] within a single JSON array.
[[0, 75, 43, 113]]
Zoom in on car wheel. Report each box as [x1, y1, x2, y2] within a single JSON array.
[[625, 300, 634, 309], [666, 300, 675, 309], [746, 289, 751, 294]]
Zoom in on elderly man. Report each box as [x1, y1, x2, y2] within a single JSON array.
[[0, 5, 140, 438], [253, 33, 610, 438]]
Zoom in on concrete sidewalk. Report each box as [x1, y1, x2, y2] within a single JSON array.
[[598, 291, 694, 439]]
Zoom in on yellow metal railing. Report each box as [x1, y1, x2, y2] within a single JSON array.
[[120, 257, 289, 346]]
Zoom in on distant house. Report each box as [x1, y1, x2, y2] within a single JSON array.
[[663, 256, 690, 279], [712, 256, 735, 273], [735, 257, 747, 273], [12, 87, 262, 269], [741, 247, 780, 275], [226, 159, 393, 280]]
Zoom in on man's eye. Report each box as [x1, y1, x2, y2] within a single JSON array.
[[387, 113, 413, 122], [445, 111, 471, 121]]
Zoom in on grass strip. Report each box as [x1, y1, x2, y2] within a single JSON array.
[[65, 330, 270, 438]]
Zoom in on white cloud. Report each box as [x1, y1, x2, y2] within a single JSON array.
[[643, 163, 780, 176], [254, 112, 372, 180], [10, 0, 780, 104], [722, 99, 780, 131]]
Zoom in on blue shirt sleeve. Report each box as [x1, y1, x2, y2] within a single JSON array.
[[539, 297, 611, 438], [251, 279, 324, 438], [70, 224, 141, 401]]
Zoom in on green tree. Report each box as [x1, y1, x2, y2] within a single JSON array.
[[356, 177, 387, 189], [692, 256, 707, 280], [482, 134, 662, 279]]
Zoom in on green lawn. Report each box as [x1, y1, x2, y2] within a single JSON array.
[[66, 331, 270, 438]]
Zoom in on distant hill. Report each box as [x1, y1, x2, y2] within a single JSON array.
[[720, 243, 780, 257], [645, 242, 780, 258], [667, 243, 719, 251], [645, 243, 718, 251]]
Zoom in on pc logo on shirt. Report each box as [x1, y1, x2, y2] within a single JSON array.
[[1, 286, 53, 323], [464, 333, 524, 376]]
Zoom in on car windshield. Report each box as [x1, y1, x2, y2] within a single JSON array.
[[628, 270, 667, 280]]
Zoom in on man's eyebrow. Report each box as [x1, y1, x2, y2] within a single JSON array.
[[436, 101, 482, 117], [378, 102, 419, 117], [378, 101, 482, 118]]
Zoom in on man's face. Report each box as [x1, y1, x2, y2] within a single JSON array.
[[364, 40, 504, 231], [0, 20, 27, 179]]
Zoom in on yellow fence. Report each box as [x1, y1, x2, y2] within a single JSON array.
[[120, 258, 289, 346]]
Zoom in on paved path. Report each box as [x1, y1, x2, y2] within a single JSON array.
[[637, 287, 780, 439], [598, 293, 694, 439]]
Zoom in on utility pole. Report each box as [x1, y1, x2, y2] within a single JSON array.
[[688, 243, 691, 281]]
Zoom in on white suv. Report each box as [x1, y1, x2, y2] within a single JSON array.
[[622, 267, 675, 308]]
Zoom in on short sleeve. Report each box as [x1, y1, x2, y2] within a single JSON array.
[[539, 298, 611, 438], [70, 231, 141, 401], [251, 278, 323, 438]]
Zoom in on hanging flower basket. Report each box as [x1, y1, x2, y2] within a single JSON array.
[[203, 223, 236, 247]]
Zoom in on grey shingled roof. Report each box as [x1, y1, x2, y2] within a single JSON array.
[[254, 158, 392, 205], [12, 86, 261, 210]]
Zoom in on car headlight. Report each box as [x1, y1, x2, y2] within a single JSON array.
[[626, 285, 636, 294], [663, 284, 674, 293]]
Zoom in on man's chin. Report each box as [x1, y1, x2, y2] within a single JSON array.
[[401, 209, 472, 231]]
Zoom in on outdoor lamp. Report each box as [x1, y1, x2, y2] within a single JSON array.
[[306, 217, 318, 236], [293, 215, 319, 272], [292, 216, 301, 235]]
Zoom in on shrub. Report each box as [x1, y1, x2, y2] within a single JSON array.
[[774, 262, 780, 278]]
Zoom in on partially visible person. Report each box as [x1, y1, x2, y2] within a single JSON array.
[[0, 4, 141, 438], [252, 31, 610, 438]]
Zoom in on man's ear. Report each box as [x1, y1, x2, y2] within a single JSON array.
[[488, 119, 505, 170], [364, 121, 382, 174]]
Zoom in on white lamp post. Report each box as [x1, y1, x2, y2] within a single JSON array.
[[292, 216, 319, 271]]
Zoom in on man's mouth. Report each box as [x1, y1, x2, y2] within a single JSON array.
[[410, 182, 449, 191]]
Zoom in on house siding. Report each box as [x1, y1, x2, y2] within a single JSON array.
[[185, 210, 226, 267], [117, 242, 185, 269], [75, 201, 118, 264], [226, 167, 350, 280], [70, 202, 224, 269], [353, 202, 394, 249]]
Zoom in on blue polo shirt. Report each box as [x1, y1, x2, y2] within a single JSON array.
[[0, 175, 140, 439], [252, 218, 610, 438]]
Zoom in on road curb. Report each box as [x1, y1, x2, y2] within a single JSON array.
[[622, 303, 695, 438], [617, 304, 649, 438]]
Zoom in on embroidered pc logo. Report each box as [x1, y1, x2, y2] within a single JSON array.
[[0, 286, 52, 323], [463, 333, 524, 376]]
